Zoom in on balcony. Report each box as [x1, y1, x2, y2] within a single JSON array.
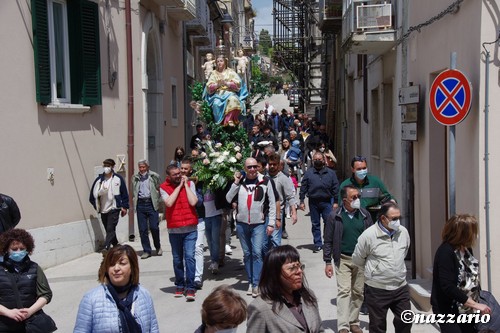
[[186, 3, 209, 36], [342, 0, 396, 54], [165, 0, 196, 21], [318, 0, 342, 33]]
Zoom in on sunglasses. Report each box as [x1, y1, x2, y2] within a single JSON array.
[[246, 165, 258, 169], [350, 195, 360, 200], [352, 155, 367, 162]]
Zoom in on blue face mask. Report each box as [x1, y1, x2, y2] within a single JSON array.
[[9, 250, 28, 262], [355, 169, 368, 180], [215, 329, 238, 333]]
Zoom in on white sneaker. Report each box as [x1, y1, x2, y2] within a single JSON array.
[[225, 244, 232, 255], [246, 284, 253, 295]]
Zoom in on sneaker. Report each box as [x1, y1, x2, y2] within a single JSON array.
[[252, 287, 259, 298], [156, 248, 163, 256], [140, 252, 151, 259], [246, 284, 253, 295], [174, 287, 185, 298], [282, 230, 289, 239], [210, 262, 219, 274], [225, 244, 232, 255], [194, 280, 203, 290], [185, 290, 196, 302], [313, 246, 322, 253]]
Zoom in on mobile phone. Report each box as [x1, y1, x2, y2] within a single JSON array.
[[240, 170, 246, 179]]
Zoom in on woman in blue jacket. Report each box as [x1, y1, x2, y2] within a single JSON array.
[[74, 245, 159, 333]]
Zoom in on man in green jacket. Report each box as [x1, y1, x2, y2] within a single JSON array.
[[132, 159, 162, 259]]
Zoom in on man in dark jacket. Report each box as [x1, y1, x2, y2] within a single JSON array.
[[299, 152, 339, 252], [323, 185, 373, 333], [0, 193, 21, 233]]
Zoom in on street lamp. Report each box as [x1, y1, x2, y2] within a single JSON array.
[[210, 0, 234, 26]]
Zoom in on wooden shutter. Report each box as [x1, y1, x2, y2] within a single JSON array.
[[32, 0, 51, 105], [80, 0, 101, 106]]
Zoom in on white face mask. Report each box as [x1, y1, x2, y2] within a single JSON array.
[[350, 198, 361, 210], [319, 147, 325, 152], [103, 167, 112, 175], [388, 219, 401, 231]]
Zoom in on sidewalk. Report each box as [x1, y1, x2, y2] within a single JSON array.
[[43, 206, 439, 332]]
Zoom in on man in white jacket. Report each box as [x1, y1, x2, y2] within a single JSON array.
[[352, 202, 412, 333]]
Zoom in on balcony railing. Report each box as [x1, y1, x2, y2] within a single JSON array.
[[318, 0, 343, 32], [342, 0, 396, 54], [165, 0, 196, 21]]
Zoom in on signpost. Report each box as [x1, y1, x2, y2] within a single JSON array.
[[429, 53, 473, 216]]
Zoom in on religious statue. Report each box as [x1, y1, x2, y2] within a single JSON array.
[[201, 53, 215, 81], [233, 49, 249, 75], [203, 54, 248, 126]]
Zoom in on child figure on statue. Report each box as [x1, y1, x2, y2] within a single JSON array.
[[234, 49, 249, 75], [202, 53, 215, 80]]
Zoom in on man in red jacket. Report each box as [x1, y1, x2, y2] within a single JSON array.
[[160, 164, 198, 301]]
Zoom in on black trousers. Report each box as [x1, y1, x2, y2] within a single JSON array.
[[101, 209, 120, 249], [365, 284, 412, 333]]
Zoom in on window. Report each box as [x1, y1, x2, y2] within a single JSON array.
[[32, 0, 101, 106], [171, 77, 178, 126]]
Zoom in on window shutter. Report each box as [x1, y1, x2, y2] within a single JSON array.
[[31, 0, 51, 105], [81, 0, 101, 106]]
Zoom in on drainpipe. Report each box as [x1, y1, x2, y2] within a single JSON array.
[[125, 0, 135, 240]]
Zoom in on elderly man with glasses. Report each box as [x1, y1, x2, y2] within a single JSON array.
[[226, 157, 277, 298], [323, 184, 373, 333]]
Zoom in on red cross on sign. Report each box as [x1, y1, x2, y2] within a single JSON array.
[[429, 69, 472, 126]]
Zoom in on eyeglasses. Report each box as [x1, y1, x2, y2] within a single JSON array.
[[284, 262, 305, 274], [246, 165, 258, 169], [350, 195, 360, 200], [384, 215, 401, 221]]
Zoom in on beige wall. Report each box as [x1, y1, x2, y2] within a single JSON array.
[[0, 0, 186, 267], [408, 0, 500, 291]]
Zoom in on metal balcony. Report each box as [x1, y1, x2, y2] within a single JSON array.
[[342, 0, 396, 54], [186, 2, 210, 36], [165, 0, 196, 21], [318, 0, 342, 33]]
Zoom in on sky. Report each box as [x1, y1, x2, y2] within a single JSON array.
[[252, 0, 274, 36]]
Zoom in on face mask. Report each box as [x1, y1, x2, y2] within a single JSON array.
[[388, 219, 401, 231], [319, 147, 325, 152], [9, 250, 28, 262], [313, 160, 324, 169], [103, 167, 112, 175], [215, 329, 238, 333], [355, 169, 368, 180], [351, 198, 361, 209]]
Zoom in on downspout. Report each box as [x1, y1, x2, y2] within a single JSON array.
[[482, 41, 492, 291], [125, 0, 135, 240]]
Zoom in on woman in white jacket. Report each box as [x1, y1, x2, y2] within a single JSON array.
[[74, 245, 159, 333]]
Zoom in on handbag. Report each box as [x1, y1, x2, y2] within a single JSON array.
[[476, 289, 500, 332], [24, 310, 58, 333], [6, 271, 57, 333]]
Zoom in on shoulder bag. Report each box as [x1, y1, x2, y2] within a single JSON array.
[[7, 272, 57, 333], [476, 289, 500, 332]]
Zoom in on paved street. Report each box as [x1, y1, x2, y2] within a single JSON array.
[[41, 95, 440, 332], [43, 204, 439, 332]]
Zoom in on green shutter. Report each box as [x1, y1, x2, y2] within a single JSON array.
[[81, 0, 101, 106], [68, 0, 101, 106], [32, 0, 51, 105]]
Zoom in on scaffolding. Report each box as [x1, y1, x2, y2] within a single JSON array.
[[273, 0, 322, 112]]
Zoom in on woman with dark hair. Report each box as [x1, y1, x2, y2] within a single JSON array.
[[195, 284, 247, 333], [431, 214, 491, 333], [0, 228, 54, 333], [170, 146, 185, 168], [247, 245, 324, 333], [74, 245, 159, 333]]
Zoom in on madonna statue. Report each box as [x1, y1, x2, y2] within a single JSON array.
[[203, 54, 248, 126]]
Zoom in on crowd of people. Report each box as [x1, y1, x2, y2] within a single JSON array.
[[0, 100, 495, 332]]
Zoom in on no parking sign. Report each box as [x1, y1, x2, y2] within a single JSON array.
[[429, 69, 472, 126]]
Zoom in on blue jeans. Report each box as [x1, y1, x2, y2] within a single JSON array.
[[309, 200, 333, 247], [205, 215, 222, 263], [136, 200, 160, 254], [263, 214, 283, 256], [236, 222, 266, 288], [168, 230, 197, 291]]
